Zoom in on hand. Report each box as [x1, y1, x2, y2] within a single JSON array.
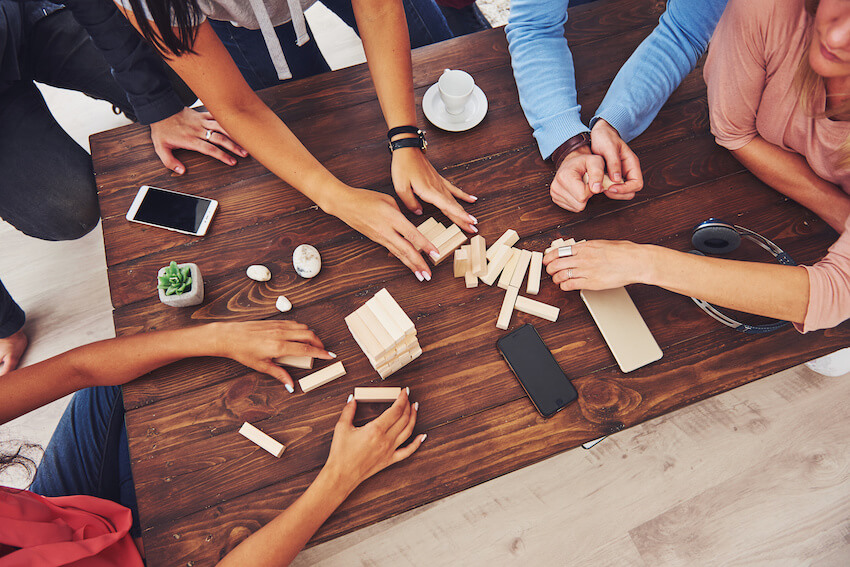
[[149, 107, 248, 174], [550, 146, 605, 212], [390, 147, 478, 233], [589, 119, 643, 200], [216, 321, 334, 391], [0, 329, 27, 376], [323, 185, 440, 281], [323, 388, 424, 492], [543, 240, 651, 291]]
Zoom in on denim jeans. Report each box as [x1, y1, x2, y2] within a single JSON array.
[[30, 386, 140, 537], [210, 0, 453, 91], [436, 1, 491, 37]]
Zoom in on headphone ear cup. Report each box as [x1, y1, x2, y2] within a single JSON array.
[[692, 225, 741, 255]]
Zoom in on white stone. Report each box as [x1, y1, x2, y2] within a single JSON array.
[[276, 295, 292, 312], [293, 244, 321, 278], [247, 264, 271, 281]]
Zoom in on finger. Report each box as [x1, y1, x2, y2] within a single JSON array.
[[394, 179, 423, 216], [279, 342, 335, 361], [371, 387, 410, 433], [560, 278, 584, 292], [155, 145, 186, 175], [585, 157, 606, 194], [191, 138, 237, 166], [444, 179, 478, 203], [397, 222, 438, 262], [596, 142, 622, 185], [393, 401, 418, 447], [255, 361, 294, 390], [386, 399, 412, 441], [385, 230, 432, 281], [337, 394, 357, 429], [270, 320, 309, 330], [546, 256, 580, 277], [391, 432, 426, 464], [620, 147, 643, 187], [428, 187, 477, 233], [604, 190, 637, 201], [550, 182, 585, 213], [279, 329, 326, 350], [204, 127, 247, 158]]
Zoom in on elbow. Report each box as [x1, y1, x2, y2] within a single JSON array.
[[798, 263, 850, 332]]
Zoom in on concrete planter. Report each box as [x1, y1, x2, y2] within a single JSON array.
[[157, 263, 204, 307]]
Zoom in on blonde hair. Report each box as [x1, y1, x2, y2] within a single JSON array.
[[793, 0, 850, 170]]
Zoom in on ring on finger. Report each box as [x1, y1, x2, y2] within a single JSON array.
[[567, 268, 573, 279], [558, 245, 573, 258], [204, 129, 213, 141]]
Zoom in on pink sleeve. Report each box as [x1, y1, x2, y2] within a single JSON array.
[[704, 0, 768, 151], [797, 217, 850, 332]]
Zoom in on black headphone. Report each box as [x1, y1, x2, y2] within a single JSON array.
[[689, 218, 796, 334]]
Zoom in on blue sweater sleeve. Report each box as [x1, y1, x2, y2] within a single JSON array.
[[0, 278, 25, 338], [63, 0, 184, 125], [506, 0, 587, 160], [592, 0, 728, 142]]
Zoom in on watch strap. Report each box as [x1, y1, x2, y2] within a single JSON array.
[[389, 137, 426, 152], [387, 125, 421, 140], [551, 131, 591, 168]]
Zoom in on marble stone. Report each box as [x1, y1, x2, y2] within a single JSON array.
[[247, 264, 272, 281], [293, 244, 321, 278]]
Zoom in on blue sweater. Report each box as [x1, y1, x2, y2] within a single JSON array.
[[506, 0, 728, 159]]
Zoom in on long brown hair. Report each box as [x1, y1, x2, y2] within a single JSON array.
[[0, 444, 41, 487], [125, 0, 203, 56], [793, 0, 850, 169]]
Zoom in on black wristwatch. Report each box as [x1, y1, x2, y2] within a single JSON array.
[[387, 125, 427, 153]]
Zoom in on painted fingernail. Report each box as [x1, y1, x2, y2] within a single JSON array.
[[174, 166, 184, 174], [470, 225, 479, 233], [405, 387, 410, 396], [429, 251, 440, 261], [420, 433, 428, 442], [285, 384, 294, 394], [423, 272, 432, 281], [328, 351, 337, 358], [415, 271, 424, 282], [414, 401, 419, 411], [468, 214, 478, 224], [469, 195, 478, 201], [347, 394, 354, 403], [241, 150, 248, 157], [415, 209, 423, 215]]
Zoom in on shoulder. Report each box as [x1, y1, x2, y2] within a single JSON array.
[[720, 0, 808, 42]]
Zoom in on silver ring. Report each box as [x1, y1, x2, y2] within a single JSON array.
[[567, 268, 574, 279], [558, 246, 573, 258], [204, 129, 213, 141]]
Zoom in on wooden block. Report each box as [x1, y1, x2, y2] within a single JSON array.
[[274, 355, 313, 370], [480, 244, 513, 286], [496, 286, 520, 330], [486, 229, 520, 260], [580, 287, 662, 373], [454, 248, 469, 278], [464, 270, 479, 288], [239, 422, 285, 458], [357, 302, 396, 354], [409, 343, 423, 360], [510, 249, 533, 289], [416, 217, 438, 235], [374, 288, 416, 336], [345, 311, 383, 360], [431, 224, 468, 265], [354, 387, 402, 403], [421, 221, 447, 243], [469, 235, 486, 276], [582, 172, 615, 190], [545, 238, 565, 254], [498, 248, 521, 290], [298, 361, 346, 393], [527, 251, 544, 295], [514, 295, 560, 322], [365, 297, 405, 347]]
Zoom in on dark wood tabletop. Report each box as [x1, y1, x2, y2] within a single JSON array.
[[91, 2, 850, 565]]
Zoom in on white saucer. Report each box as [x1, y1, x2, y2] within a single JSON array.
[[422, 83, 488, 132]]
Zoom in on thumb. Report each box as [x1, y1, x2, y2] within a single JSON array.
[[337, 394, 357, 428], [156, 146, 185, 175]]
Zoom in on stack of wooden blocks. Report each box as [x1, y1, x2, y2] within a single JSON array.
[[417, 217, 468, 264], [453, 229, 563, 330], [345, 288, 423, 378]]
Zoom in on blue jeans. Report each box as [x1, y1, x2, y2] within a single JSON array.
[[210, 0, 453, 91], [30, 386, 140, 537]]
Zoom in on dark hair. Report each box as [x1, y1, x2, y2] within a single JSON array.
[[0, 444, 42, 486], [125, 0, 203, 56]]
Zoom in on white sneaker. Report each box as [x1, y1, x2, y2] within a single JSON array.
[[805, 347, 850, 377]]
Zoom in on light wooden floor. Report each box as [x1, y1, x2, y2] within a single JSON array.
[[2, 4, 849, 564]]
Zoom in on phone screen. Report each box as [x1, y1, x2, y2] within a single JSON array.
[[133, 187, 214, 234], [497, 324, 578, 417]]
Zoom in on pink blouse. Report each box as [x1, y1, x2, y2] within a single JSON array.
[[704, 0, 850, 331]]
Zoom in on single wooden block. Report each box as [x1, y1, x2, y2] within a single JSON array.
[[354, 387, 402, 403], [527, 251, 544, 295], [357, 302, 396, 354], [274, 355, 313, 370], [510, 250, 533, 290], [374, 288, 416, 336], [454, 248, 469, 278], [345, 311, 383, 360], [421, 221, 447, 243], [514, 295, 560, 322], [464, 270, 479, 288], [431, 224, 468, 265], [469, 235, 486, 276], [496, 286, 520, 330], [545, 237, 576, 254], [580, 287, 662, 373], [365, 297, 405, 347], [239, 422, 286, 458], [298, 361, 346, 393], [480, 244, 513, 286], [581, 172, 615, 190], [486, 229, 519, 260], [416, 217, 438, 235], [498, 248, 521, 290]]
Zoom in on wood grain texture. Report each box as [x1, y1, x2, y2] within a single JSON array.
[[90, 8, 850, 567]]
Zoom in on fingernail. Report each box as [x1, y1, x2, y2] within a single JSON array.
[[415, 209, 423, 216], [229, 159, 236, 166], [614, 173, 622, 182], [413, 401, 419, 411], [405, 387, 410, 396], [241, 150, 248, 157], [608, 187, 618, 193], [420, 433, 428, 442], [285, 384, 294, 394], [469, 195, 478, 201], [423, 272, 431, 281], [174, 166, 184, 174], [347, 394, 354, 403], [593, 183, 602, 192], [470, 225, 479, 233], [415, 271, 424, 282], [429, 251, 440, 261], [468, 214, 478, 224], [328, 351, 337, 358]]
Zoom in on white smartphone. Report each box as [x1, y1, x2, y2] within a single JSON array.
[[126, 185, 218, 236]]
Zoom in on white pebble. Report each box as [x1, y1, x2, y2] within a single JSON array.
[[276, 295, 292, 312], [293, 244, 321, 279], [247, 265, 271, 281]]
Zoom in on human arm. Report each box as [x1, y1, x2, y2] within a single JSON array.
[[352, 0, 477, 233], [217, 391, 425, 567], [0, 321, 334, 424]]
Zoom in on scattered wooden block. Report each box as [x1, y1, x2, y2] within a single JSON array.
[[431, 224, 468, 265], [480, 244, 513, 286], [469, 235, 487, 276], [298, 361, 346, 393], [510, 250, 533, 290], [514, 295, 560, 322], [487, 229, 520, 260], [375, 288, 415, 337], [498, 248, 521, 290], [581, 172, 615, 190], [454, 248, 469, 278], [497, 286, 520, 330], [354, 387, 403, 403], [464, 270, 479, 288], [239, 422, 286, 458], [345, 311, 383, 360], [274, 355, 313, 370], [527, 251, 544, 295], [545, 237, 576, 254]]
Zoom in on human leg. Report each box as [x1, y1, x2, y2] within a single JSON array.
[[436, 1, 491, 37], [30, 386, 140, 536]]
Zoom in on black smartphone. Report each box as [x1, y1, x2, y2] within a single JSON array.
[[497, 324, 578, 418]]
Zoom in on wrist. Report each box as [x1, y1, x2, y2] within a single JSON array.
[[636, 245, 663, 286], [551, 131, 591, 169], [317, 461, 360, 498], [314, 182, 353, 215]]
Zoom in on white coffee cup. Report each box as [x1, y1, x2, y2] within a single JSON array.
[[438, 69, 475, 116]]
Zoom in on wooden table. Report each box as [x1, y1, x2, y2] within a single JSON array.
[[91, 2, 850, 565]]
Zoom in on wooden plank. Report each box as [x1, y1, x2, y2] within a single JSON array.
[[527, 251, 544, 295], [238, 423, 286, 458], [298, 361, 346, 393], [514, 295, 560, 322], [498, 248, 521, 290], [509, 249, 533, 289]]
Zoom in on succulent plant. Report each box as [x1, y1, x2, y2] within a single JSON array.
[[157, 261, 193, 296]]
